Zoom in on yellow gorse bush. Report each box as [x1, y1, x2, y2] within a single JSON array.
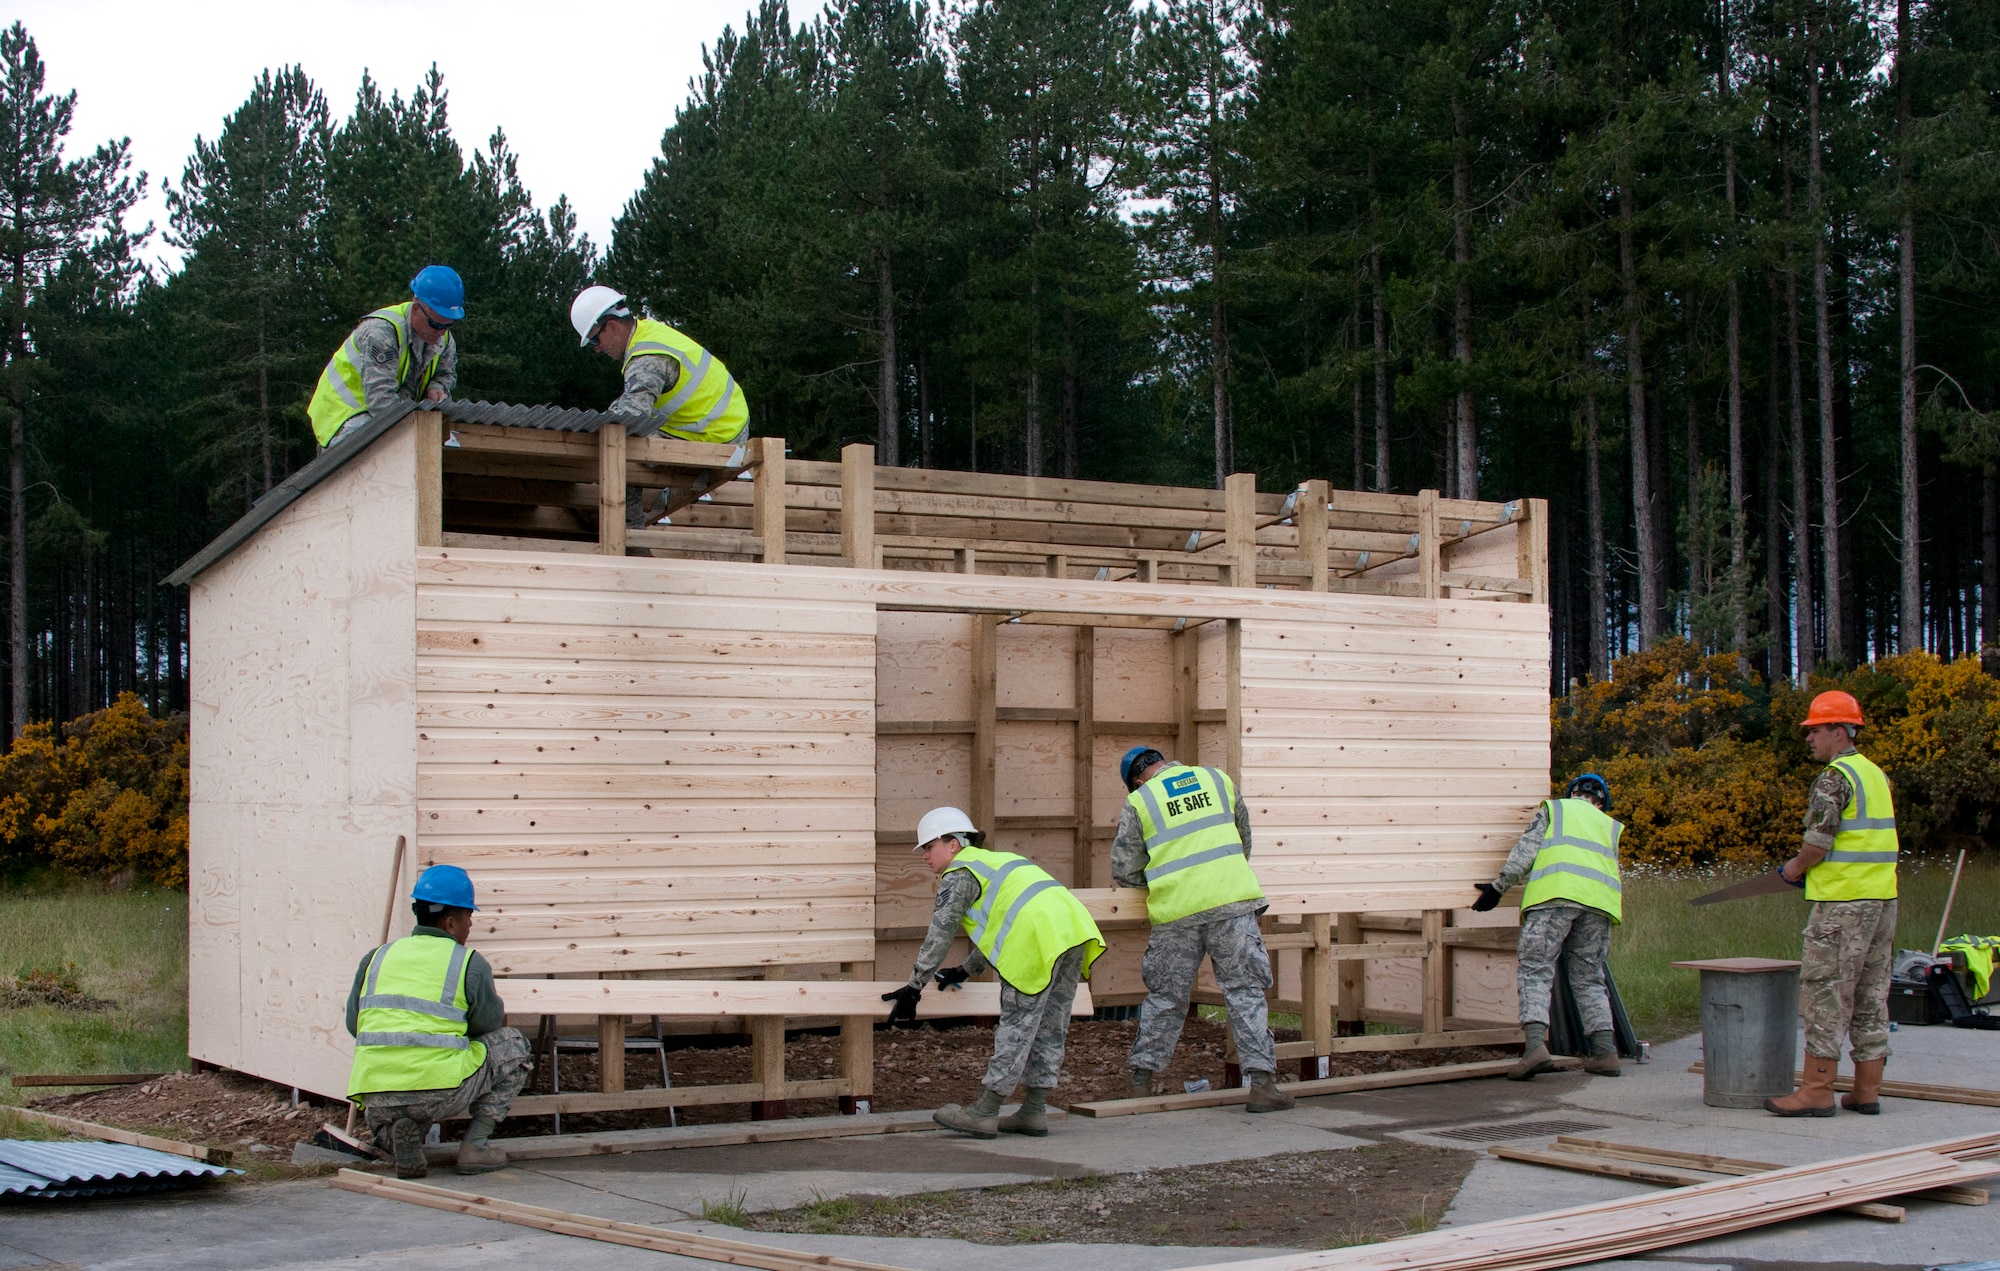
[[0, 694, 189, 886]]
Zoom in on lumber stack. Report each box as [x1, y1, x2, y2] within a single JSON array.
[[1178, 1134, 2000, 1271]]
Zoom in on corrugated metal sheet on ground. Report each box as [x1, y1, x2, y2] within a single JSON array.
[[0, 1140, 238, 1199]]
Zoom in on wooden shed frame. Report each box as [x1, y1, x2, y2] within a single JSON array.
[[173, 401, 1551, 1115]]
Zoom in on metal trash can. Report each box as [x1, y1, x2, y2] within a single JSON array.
[[1672, 957, 1802, 1109]]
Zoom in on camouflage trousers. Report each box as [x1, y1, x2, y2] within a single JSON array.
[[1128, 910, 1277, 1076], [1801, 899, 1897, 1063], [983, 944, 1088, 1094], [360, 1026, 532, 1139], [1516, 904, 1613, 1033]]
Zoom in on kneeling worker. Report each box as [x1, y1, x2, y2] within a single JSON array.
[[1117, 747, 1294, 1112], [886, 807, 1104, 1138], [1472, 773, 1624, 1080], [571, 286, 749, 445], [346, 865, 531, 1178]]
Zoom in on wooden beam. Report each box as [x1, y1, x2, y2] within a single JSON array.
[[840, 959, 875, 1114], [841, 442, 875, 567], [1225, 618, 1243, 776], [1173, 627, 1196, 763], [415, 410, 443, 548], [11, 1072, 166, 1087], [432, 1108, 1018, 1162], [1520, 496, 1550, 603], [1226, 472, 1259, 587], [1071, 1058, 1517, 1118], [753, 436, 787, 564], [495, 978, 1093, 1017], [1336, 912, 1365, 1036], [971, 614, 997, 833], [1074, 625, 1095, 888], [2, 1106, 232, 1165], [503, 1078, 849, 1118], [1299, 913, 1333, 1076], [1421, 909, 1449, 1035], [1324, 1025, 1524, 1055], [1418, 487, 1442, 598], [1299, 480, 1330, 592], [597, 424, 626, 556], [597, 1013, 625, 1093], [1488, 1146, 1907, 1224], [1552, 1137, 1989, 1208]]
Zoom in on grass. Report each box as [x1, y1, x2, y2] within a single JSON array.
[[0, 885, 187, 1101], [1612, 854, 2000, 1041], [699, 1188, 751, 1226]]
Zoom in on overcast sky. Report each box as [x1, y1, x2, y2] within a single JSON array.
[[16, 0, 827, 270]]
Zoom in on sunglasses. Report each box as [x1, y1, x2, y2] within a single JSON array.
[[416, 304, 455, 331]]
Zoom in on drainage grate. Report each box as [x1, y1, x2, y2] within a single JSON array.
[[1427, 1118, 1609, 1144]]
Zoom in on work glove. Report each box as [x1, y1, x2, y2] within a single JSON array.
[[881, 984, 923, 1027], [1471, 883, 1503, 913], [934, 965, 970, 991]]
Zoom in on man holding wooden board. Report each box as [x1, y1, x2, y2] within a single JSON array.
[[346, 865, 531, 1178], [890, 807, 1105, 1138], [1114, 747, 1295, 1113], [1472, 772, 1624, 1080], [1766, 691, 1900, 1118]]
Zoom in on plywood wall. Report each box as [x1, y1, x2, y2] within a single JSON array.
[[412, 551, 878, 976], [188, 422, 422, 1099]]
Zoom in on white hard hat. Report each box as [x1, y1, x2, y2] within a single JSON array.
[[570, 285, 629, 346], [915, 807, 980, 852]]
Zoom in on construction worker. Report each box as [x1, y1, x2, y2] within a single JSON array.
[[885, 807, 1104, 1138], [345, 864, 530, 1178], [1115, 747, 1295, 1113], [308, 265, 462, 448], [570, 285, 749, 445], [1766, 690, 1899, 1118], [1472, 773, 1624, 1080]]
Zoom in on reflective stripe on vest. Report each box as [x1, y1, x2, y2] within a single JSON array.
[[944, 846, 1104, 995], [622, 318, 749, 445], [1519, 798, 1624, 923], [347, 934, 486, 1099], [1127, 765, 1264, 925], [1807, 753, 1899, 902], [307, 303, 448, 445]]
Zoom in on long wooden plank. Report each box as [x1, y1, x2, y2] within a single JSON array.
[[1553, 1138, 1988, 1207], [437, 1107, 1051, 1162], [1686, 1062, 2000, 1108], [492, 979, 1093, 1018], [1491, 1145, 1906, 1223], [11, 1072, 166, 1087], [3, 1106, 233, 1165], [331, 1170, 916, 1271], [500, 1078, 850, 1118], [1070, 1059, 1516, 1118]]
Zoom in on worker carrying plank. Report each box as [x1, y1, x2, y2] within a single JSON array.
[[345, 865, 531, 1178], [308, 265, 462, 448], [1766, 690, 1900, 1118], [886, 807, 1104, 1138], [1473, 772, 1624, 1080], [1115, 747, 1296, 1113], [570, 285, 749, 445]]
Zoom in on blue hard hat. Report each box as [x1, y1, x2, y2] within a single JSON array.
[[1121, 746, 1166, 790], [1566, 772, 1611, 813], [409, 265, 465, 321], [412, 864, 478, 911]]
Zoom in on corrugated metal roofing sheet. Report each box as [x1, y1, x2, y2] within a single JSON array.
[[0, 1140, 238, 1200], [436, 399, 630, 432]]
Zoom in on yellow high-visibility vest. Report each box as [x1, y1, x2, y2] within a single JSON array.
[[307, 303, 448, 445], [622, 318, 749, 445], [1520, 798, 1624, 922], [943, 846, 1104, 994], [1127, 765, 1264, 925], [1807, 753, 1899, 902], [347, 934, 485, 1099]]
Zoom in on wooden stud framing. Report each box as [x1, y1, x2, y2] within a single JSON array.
[[1335, 912, 1365, 1036], [415, 410, 444, 548], [840, 442, 874, 567], [1225, 619, 1243, 777], [971, 615, 998, 833], [597, 1013, 625, 1093], [1298, 912, 1333, 1078], [1073, 626, 1095, 887], [1421, 908, 1449, 1036], [1299, 480, 1330, 592], [839, 959, 874, 1115], [597, 424, 627, 556], [750, 967, 788, 1121], [1225, 472, 1258, 587], [1173, 628, 1196, 763], [1520, 496, 1550, 603], [752, 436, 787, 564], [1417, 487, 1442, 598]]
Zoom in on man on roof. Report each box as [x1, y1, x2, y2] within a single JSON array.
[[345, 864, 530, 1179], [885, 807, 1104, 1139], [309, 266, 462, 448], [570, 286, 749, 446], [1472, 772, 1625, 1080]]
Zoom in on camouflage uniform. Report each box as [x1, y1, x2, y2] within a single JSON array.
[[1493, 804, 1614, 1033], [324, 313, 457, 447], [1799, 751, 1897, 1063], [609, 349, 682, 419], [906, 866, 1089, 1094], [1113, 797, 1277, 1076], [359, 1026, 532, 1142]]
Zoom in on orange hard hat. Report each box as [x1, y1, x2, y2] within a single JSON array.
[[1802, 690, 1865, 728]]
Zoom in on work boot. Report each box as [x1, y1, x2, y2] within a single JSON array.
[[933, 1087, 1003, 1138], [1244, 1071, 1296, 1113], [998, 1087, 1050, 1137], [1764, 1054, 1838, 1117], [1842, 1057, 1885, 1115], [1509, 1023, 1556, 1081], [1127, 1068, 1154, 1099], [454, 1115, 509, 1175], [388, 1117, 430, 1180], [1583, 1030, 1621, 1077]]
